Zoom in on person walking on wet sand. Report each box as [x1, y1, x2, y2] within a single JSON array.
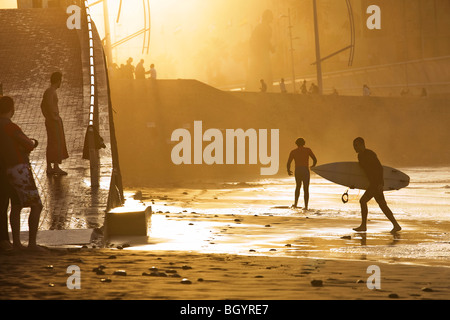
[[0, 96, 43, 251], [353, 137, 401, 233], [41, 72, 69, 175], [287, 138, 317, 210]]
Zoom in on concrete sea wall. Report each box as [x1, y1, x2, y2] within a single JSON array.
[[110, 79, 449, 186]]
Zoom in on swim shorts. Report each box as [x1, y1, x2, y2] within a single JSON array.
[[6, 163, 42, 207]]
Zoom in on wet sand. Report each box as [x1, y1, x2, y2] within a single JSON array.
[[0, 247, 449, 300], [1, 184, 449, 301], [5, 149, 446, 301]]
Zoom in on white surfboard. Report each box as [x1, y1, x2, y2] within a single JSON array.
[[311, 162, 410, 191]]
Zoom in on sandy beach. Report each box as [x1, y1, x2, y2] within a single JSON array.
[[1, 169, 449, 302], [0, 245, 449, 301]]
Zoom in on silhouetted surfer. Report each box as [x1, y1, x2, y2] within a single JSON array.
[[353, 137, 402, 233], [287, 138, 317, 210]]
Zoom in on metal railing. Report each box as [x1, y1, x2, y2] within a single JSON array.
[[83, 0, 100, 187]]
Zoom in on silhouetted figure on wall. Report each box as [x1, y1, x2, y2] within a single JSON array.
[[247, 10, 274, 92], [0, 96, 43, 251], [280, 78, 287, 93], [123, 57, 135, 79], [147, 63, 157, 80], [41, 72, 69, 175], [300, 80, 307, 95], [309, 83, 319, 95], [287, 138, 317, 210], [352, 137, 402, 233], [420, 88, 428, 97], [260, 79, 267, 92], [135, 59, 146, 80]]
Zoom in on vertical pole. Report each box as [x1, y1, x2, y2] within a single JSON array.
[[312, 0, 323, 95], [102, 0, 113, 67], [288, 8, 296, 93]]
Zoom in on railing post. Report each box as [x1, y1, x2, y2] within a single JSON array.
[[88, 125, 100, 187]]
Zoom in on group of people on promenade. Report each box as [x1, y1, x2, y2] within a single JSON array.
[[110, 58, 157, 80], [0, 72, 69, 252], [286, 137, 402, 233]]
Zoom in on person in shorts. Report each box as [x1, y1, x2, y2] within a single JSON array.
[[0, 96, 43, 251], [287, 138, 318, 210]]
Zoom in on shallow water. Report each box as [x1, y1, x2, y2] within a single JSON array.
[[115, 167, 450, 267]]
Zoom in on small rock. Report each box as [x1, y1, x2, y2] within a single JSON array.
[[181, 278, 192, 284], [45, 265, 54, 270], [113, 270, 127, 276], [48, 283, 55, 287], [93, 268, 105, 275], [356, 279, 365, 284], [165, 269, 177, 274], [116, 245, 123, 250], [149, 266, 158, 272], [269, 249, 277, 252], [310, 279, 323, 287], [265, 224, 271, 227], [181, 265, 192, 270], [255, 275, 264, 278], [100, 278, 112, 283], [197, 278, 204, 282], [108, 255, 117, 259], [388, 293, 399, 299], [249, 249, 256, 252], [285, 244, 292, 247], [421, 287, 433, 292], [340, 235, 351, 240], [169, 273, 181, 278]]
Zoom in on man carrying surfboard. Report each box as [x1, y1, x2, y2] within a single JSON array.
[[287, 138, 317, 210], [353, 137, 402, 233]]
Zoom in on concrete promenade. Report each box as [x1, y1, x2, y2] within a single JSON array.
[[0, 8, 113, 241]]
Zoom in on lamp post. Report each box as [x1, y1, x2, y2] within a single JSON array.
[[312, 0, 323, 95], [287, 9, 296, 93], [102, 0, 113, 67], [281, 9, 297, 93]]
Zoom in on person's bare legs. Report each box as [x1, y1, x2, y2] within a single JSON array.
[[353, 192, 370, 232], [293, 182, 301, 208], [377, 199, 402, 233], [303, 179, 310, 210], [10, 205, 25, 250], [27, 203, 43, 250]]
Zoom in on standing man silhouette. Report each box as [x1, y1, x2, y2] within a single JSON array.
[[41, 72, 69, 175], [287, 138, 317, 210], [353, 137, 402, 233]]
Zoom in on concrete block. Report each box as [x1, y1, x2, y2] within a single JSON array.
[[105, 206, 152, 236]]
